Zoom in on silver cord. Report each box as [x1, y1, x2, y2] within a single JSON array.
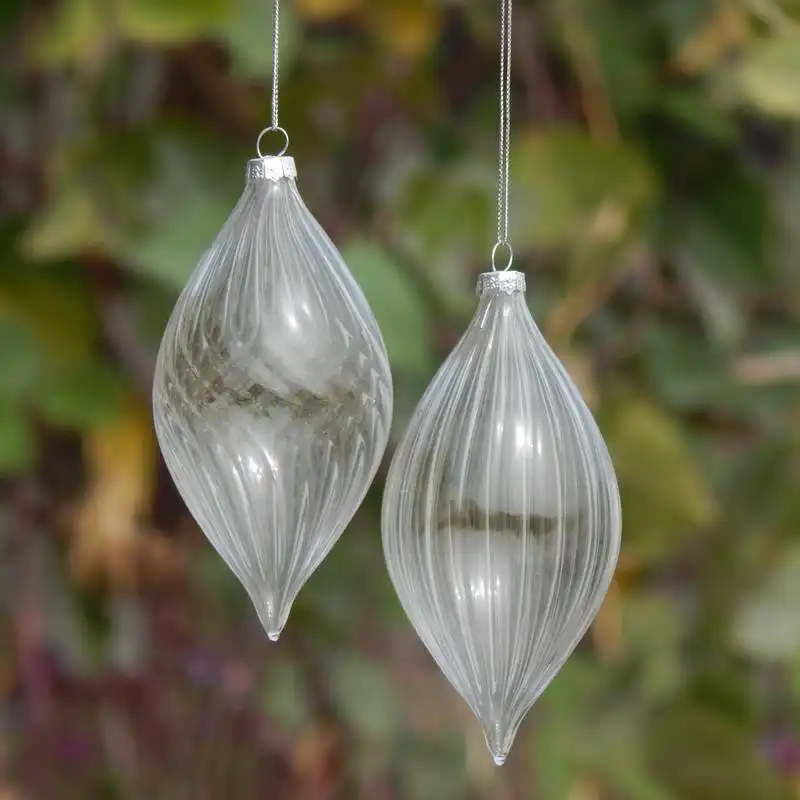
[[270, 0, 280, 128], [256, 0, 290, 157], [493, 0, 514, 271]]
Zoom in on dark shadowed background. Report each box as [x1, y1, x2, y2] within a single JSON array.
[[1, 0, 799, 798]]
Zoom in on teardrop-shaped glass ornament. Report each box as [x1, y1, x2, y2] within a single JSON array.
[[382, 270, 620, 764], [154, 155, 393, 640]]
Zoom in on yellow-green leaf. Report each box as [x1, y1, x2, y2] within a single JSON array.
[[365, 0, 442, 60], [603, 396, 718, 565], [29, 0, 112, 69], [295, 0, 361, 20], [341, 238, 433, 374], [0, 274, 99, 368], [220, 0, 302, 77], [0, 400, 36, 476], [328, 653, 399, 743], [36, 361, 128, 430], [673, 1, 750, 75], [0, 317, 46, 401], [737, 35, 800, 119], [511, 128, 657, 250], [732, 545, 800, 660], [20, 185, 116, 262], [119, 0, 233, 44]]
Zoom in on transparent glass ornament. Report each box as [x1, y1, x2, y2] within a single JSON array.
[[154, 156, 393, 641], [382, 270, 621, 764]]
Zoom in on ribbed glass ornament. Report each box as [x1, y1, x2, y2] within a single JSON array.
[[154, 156, 393, 641], [382, 270, 621, 764]]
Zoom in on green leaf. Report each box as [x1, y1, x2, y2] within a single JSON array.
[[341, 239, 433, 373], [720, 435, 797, 532], [20, 134, 154, 263], [220, 0, 302, 77], [732, 545, 800, 660], [624, 593, 684, 702], [511, 128, 657, 250], [582, 1, 655, 117], [0, 400, 36, 475], [119, 0, 233, 44], [665, 165, 771, 285], [652, 89, 738, 145], [532, 658, 672, 800], [191, 549, 250, 622], [0, 0, 25, 31], [602, 396, 718, 565], [643, 326, 735, 410], [124, 193, 230, 289], [389, 161, 495, 316], [120, 132, 242, 289], [20, 185, 117, 262], [396, 164, 493, 259], [737, 35, 800, 119], [130, 276, 179, 348], [397, 733, 469, 800], [680, 267, 745, 348], [262, 660, 312, 733], [647, 700, 790, 800], [0, 317, 45, 401], [328, 652, 399, 743], [0, 270, 99, 369], [36, 361, 128, 429], [29, 0, 110, 68], [779, 0, 800, 19]]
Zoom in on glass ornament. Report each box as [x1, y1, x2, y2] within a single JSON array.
[[381, 270, 621, 764], [153, 155, 393, 641]]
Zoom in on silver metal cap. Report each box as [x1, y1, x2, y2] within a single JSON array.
[[476, 271, 526, 296], [246, 156, 297, 183]]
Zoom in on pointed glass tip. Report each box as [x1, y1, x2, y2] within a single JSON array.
[[482, 717, 516, 767], [252, 593, 289, 643]]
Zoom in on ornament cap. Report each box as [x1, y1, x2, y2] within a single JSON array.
[[246, 156, 297, 183], [476, 270, 526, 297]]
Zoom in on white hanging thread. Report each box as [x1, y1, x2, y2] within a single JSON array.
[[270, 0, 280, 128], [257, 0, 289, 158], [493, 0, 514, 272]]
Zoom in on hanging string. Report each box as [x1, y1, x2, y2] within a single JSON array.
[[270, 0, 280, 128], [492, 0, 514, 272], [257, 0, 289, 157]]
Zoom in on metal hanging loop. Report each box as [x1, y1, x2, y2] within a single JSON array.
[[491, 241, 514, 272], [257, 126, 290, 157]]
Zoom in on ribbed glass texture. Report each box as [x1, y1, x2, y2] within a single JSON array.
[[382, 271, 621, 765], [153, 157, 393, 642]]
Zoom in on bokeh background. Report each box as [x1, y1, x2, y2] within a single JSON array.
[[1, 0, 800, 797]]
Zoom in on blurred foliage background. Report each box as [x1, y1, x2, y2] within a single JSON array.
[[1, 0, 799, 797]]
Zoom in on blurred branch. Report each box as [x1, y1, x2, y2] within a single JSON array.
[[373, 218, 466, 326], [516, 8, 561, 123], [734, 351, 800, 385], [86, 263, 156, 396], [746, 0, 798, 31], [175, 49, 256, 138], [547, 273, 617, 342], [557, 0, 619, 141], [99, 294, 157, 395], [98, 703, 143, 800], [10, 482, 53, 729]]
